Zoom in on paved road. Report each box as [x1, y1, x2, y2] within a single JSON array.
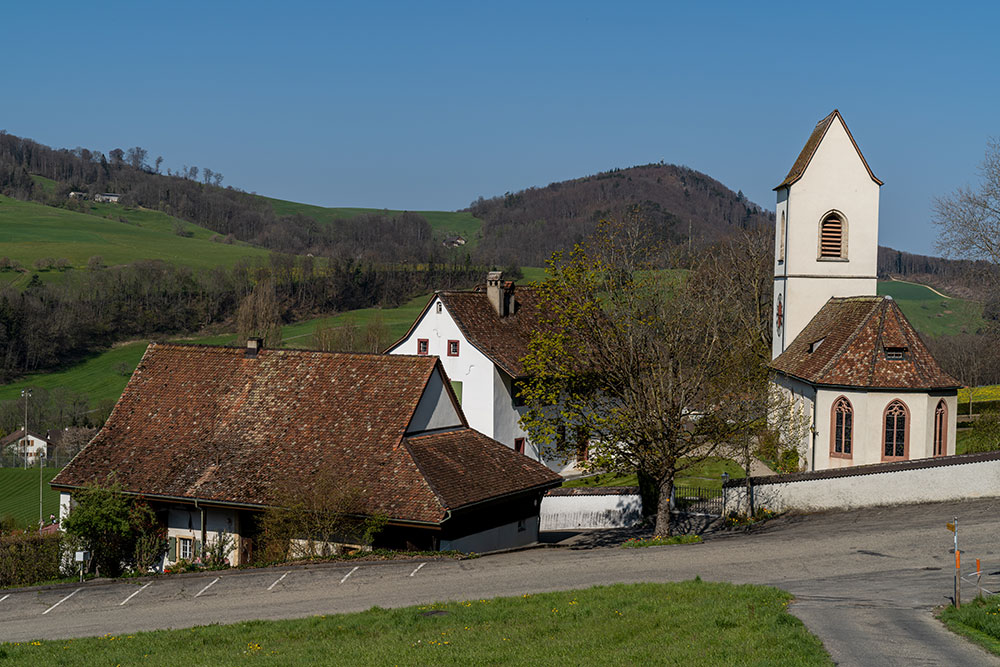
[[2, 498, 999, 665]]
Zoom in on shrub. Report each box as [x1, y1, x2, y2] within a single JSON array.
[[0, 531, 62, 587], [961, 411, 1000, 454]]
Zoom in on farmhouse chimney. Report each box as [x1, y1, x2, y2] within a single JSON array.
[[486, 271, 515, 317], [245, 338, 263, 358]]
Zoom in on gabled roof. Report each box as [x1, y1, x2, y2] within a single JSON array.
[[52, 343, 558, 524], [770, 296, 959, 390], [388, 287, 544, 378], [774, 109, 883, 190], [0, 429, 51, 447]]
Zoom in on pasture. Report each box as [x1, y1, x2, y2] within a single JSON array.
[[876, 280, 984, 337], [0, 468, 61, 528]]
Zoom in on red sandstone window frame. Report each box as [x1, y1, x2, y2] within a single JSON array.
[[830, 395, 853, 459], [417, 339, 429, 355], [514, 437, 525, 455], [933, 399, 947, 457], [447, 340, 459, 357], [882, 399, 909, 461]]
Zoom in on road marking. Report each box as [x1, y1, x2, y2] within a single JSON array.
[[0, 594, 10, 603], [409, 562, 427, 577], [195, 577, 220, 598], [42, 588, 81, 615], [267, 571, 291, 591], [119, 582, 152, 606], [340, 566, 359, 584]]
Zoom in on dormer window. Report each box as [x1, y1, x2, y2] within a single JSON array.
[[808, 337, 825, 353], [819, 212, 846, 259], [885, 346, 907, 361]]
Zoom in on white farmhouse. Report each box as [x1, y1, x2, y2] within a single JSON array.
[[387, 272, 579, 474], [770, 110, 959, 471], [1, 429, 51, 466]]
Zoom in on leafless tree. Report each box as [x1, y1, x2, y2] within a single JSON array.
[[235, 278, 282, 348]]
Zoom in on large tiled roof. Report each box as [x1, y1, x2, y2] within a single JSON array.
[[774, 109, 883, 190], [770, 296, 959, 390], [52, 343, 555, 524], [405, 429, 561, 509]]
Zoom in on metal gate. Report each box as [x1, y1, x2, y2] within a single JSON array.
[[671, 483, 724, 517]]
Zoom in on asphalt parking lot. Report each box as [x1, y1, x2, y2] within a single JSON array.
[[3, 498, 1000, 666]]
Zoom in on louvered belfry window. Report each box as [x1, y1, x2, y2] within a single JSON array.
[[820, 214, 844, 258]]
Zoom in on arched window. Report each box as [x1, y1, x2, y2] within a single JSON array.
[[934, 400, 947, 456], [778, 211, 786, 263], [831, 396, 853, 457], [819, 212, 846, 259], [883, 400, 909, 460]]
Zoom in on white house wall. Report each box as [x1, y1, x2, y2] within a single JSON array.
[[389, 296, 496, 439], [407, 367, 463, 433]]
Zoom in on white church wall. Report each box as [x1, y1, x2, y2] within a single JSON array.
[[389, 296, 496, 439], [770, 374, 816, 469]]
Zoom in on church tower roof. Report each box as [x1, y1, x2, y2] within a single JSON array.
[[774, 109, 884, 190], [770, 296, 959, 390]]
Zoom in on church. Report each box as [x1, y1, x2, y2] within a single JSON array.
[[769, 110, 960, 472]]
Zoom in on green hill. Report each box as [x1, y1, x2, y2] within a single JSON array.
[[262, 196, 482, 250], [0, 468, 60, 528], [0, 194, 270, 281], [876, 280, 984, 337]]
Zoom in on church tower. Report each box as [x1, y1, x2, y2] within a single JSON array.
[[772, 110, 882, 360]]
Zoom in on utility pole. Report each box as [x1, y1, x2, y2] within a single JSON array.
[[21, 388, 31, 470]]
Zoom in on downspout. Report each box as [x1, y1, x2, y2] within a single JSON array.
[[810, 391, 818, 472], [195, 499, 207, 549]]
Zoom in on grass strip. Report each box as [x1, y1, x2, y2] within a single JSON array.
[[939, 596, 1000, 656], [0, 581, 831, 665]]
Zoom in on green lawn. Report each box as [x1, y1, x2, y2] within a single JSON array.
[[0, 295, 433, 407], [939, 595, 1000, 657], [0, 194, 270, 271], [0, 581, 831, 665], [0, 468, 61, 528], [877, 280, 984, 337], [262, 195, 483, 249], [563, 457, 746, 490]]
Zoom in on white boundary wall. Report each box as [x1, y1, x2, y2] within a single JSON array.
[[540, 488, 642, 530], [725, 452, 1000, 514]]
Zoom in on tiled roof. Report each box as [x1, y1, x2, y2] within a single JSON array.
[[770, 296, 959, 390], [405, 429, 561, 510], [774, 110, 883, 190], [439, 289, 544, 378], [51, 343, 555, 524]]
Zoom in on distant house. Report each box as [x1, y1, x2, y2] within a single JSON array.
[[386, 272, 582, 475], [442, 235, 467, 248], [93, 193, 121, 203], [51, 341, 560, 567], [68, 191, 88, 199], [1, 429, 52, 466]]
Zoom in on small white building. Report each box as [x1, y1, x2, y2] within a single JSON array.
[[1, 429, 51, 465], [387, 272, 581, 474], [93, 193, 121, 203], [770, 110, 959, 471]]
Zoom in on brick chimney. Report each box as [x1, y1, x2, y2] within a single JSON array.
[[245, 337, 263, 358], [486, 271, 515, 317]]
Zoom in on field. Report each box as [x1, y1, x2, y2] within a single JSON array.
[[262, 196, 483, 249], [0, 294, 432, 407], [876, 280, 984, 337], [563, 457, 746, 490], [0, 581, 830, 665], [0, 195, 269, 285], [0, 468, 61, 528]]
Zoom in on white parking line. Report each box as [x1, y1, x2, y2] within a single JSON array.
[[195, 577, 220, 598], [0, 594, 10, 603], [42, 588, 81, 615], [267, 571, 290, 591], [340, 566, 359, 584], [409, 562, 427, 577], [119, 582, 152, 606]]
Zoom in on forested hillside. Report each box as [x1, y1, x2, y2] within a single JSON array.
[[468, 163, 774, 266]]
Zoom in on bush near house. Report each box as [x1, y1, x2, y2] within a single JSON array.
[[0, 531, 62, 588]]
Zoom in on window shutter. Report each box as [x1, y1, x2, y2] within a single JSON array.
[[820, 217, 843, 258], [168, 537, 177, 561]]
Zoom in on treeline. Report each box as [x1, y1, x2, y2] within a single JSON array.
[[0, 254, 485, 382], [877, 246, 996, 300], [468, 163, 774, 266], [0, 132, 441, 261]]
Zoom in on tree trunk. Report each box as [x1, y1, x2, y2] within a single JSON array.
[[637, 469, 660, 521], [654, 475, 674, 536]]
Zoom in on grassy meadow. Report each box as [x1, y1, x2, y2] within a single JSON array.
[[0, 195, 269, 283], [563, 457, 746, 490], [262, 196, 483, 250], [877, 280, 984, 337], [0, 582, 831, 665], [0, 468, 61, 528]]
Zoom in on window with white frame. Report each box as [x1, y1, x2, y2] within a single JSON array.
[[178, 537, 193, 560]]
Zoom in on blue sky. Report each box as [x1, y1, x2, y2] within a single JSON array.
[[4, 1, 998, 255]]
